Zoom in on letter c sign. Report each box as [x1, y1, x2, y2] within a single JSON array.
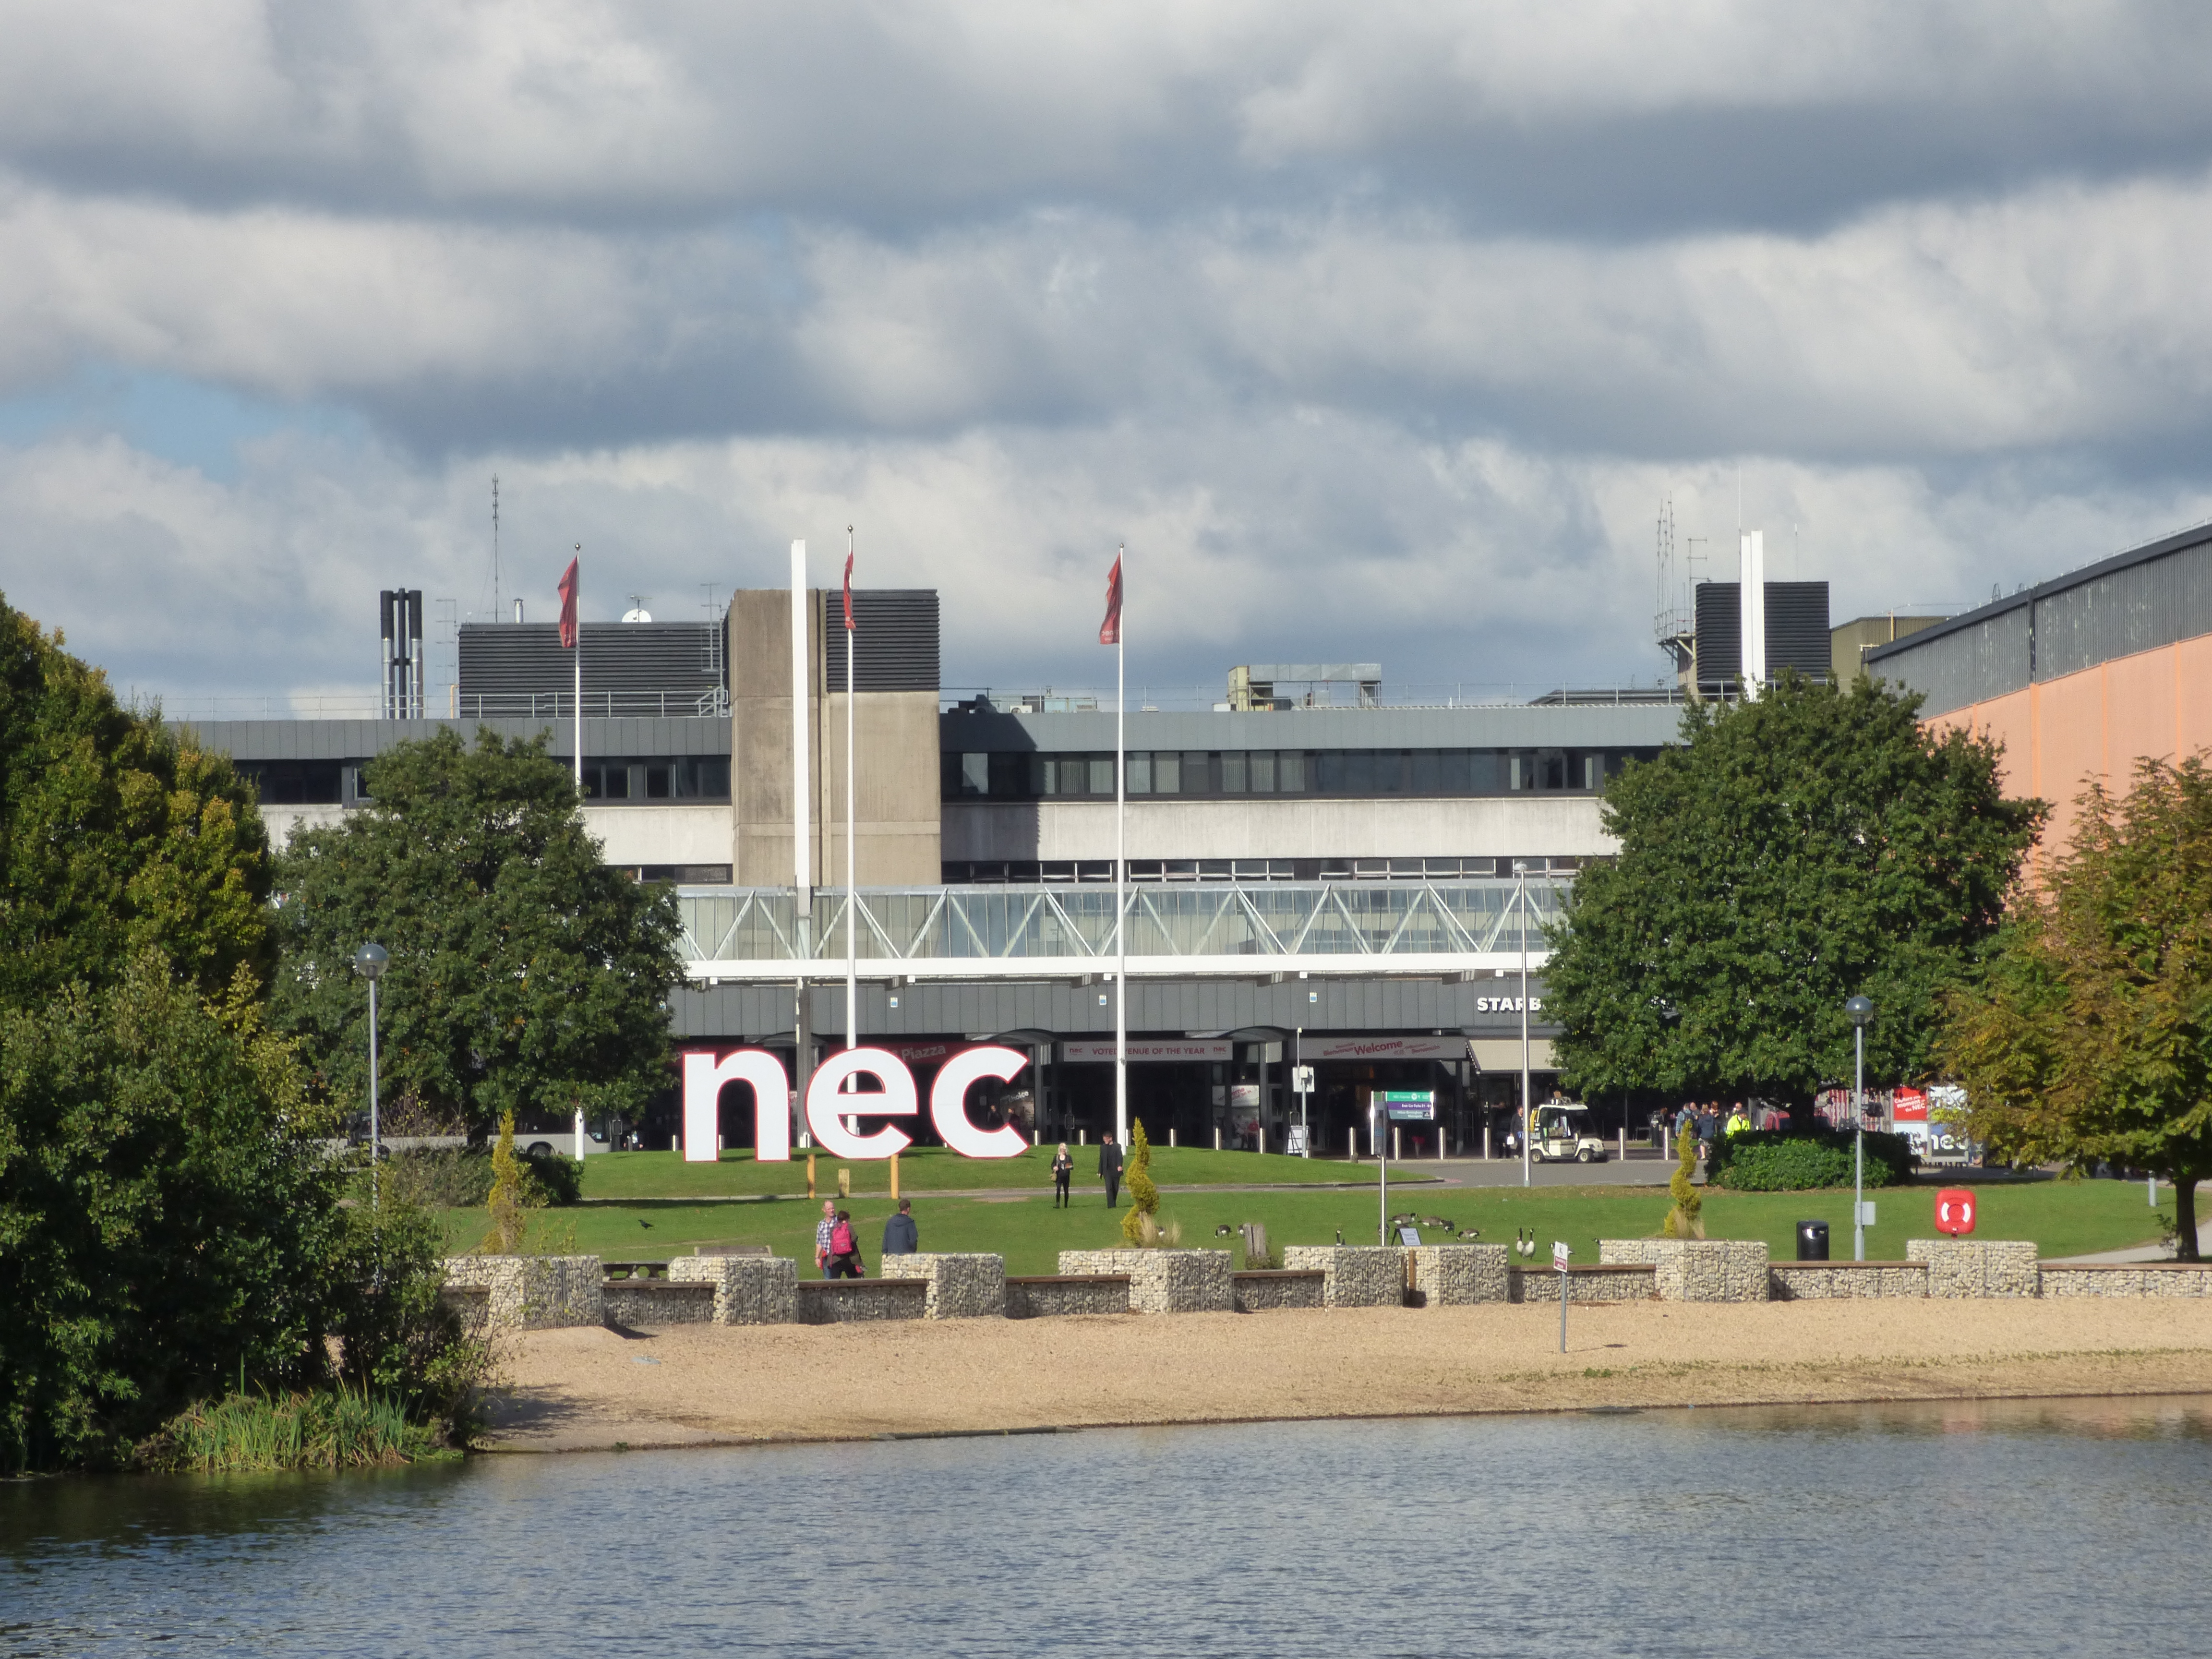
[[683, 1045, 1030, 1164]]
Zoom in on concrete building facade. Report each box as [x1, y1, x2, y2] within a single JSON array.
[[182, 580, 1702, 1154]]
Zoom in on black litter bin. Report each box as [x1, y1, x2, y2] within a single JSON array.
[[1796, 1220, 1830, 1261]]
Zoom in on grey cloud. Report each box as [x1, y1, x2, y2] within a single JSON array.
[[15, 167, 2203, 465], [13, 418, 2210, 710], [6, 2, 2212, 236]]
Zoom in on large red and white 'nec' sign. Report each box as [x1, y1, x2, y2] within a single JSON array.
[[680, 1046, 1030, 1164]]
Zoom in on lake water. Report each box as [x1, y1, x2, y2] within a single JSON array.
[[5, 1396, 2209, 1657]]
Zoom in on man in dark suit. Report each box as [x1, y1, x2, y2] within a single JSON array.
[[1098, 1132, 1123, 1207]]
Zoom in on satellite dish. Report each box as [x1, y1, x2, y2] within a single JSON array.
[[621, 607, 653, 623]]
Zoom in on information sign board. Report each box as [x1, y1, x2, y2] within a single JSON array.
[[1378, 1090, 1434, 1122], [1397, 1226, 1422, 1247], [1552, 1240, 1571, 1272], [1285, 1124, 1309, 1156]]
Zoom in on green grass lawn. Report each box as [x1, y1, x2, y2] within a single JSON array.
[[573, 1143, 1404, 1200], [444, 1172, 2179, 1278]]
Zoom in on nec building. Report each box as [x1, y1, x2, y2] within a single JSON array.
[[186, 583, 1687, 1154]]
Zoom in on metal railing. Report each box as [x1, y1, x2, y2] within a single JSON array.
[[676, 876, 1569, 976]]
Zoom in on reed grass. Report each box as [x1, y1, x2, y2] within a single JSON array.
[[151, 1388, 453, 1473]]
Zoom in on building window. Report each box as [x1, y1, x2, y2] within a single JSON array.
[[962, 752, 989, 796], [1129, 752, 1152, 793], [1279, 750, 1307, 792], [1250, 751, 1275, 792], [1221, 751, 1247, 792], [1154, 751, 1181, 793], [1088, 757, 1114, 794]]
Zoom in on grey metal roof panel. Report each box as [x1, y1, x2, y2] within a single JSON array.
[[939, 703, 1682, 752], [1867, 518, 2212, 668], [671, 975, 1555, 1040], [175, 715, 731, 761]]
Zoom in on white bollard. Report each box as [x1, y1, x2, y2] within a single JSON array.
[[1169, 1127, 1177, 1148], [1215, 1126, 1222, 1151], [1079, 1129, 1087, 1145], [1258, 1123, 1267, 1155], [1347, 1125, 1358, 1162], [1392, 1125, 1401, 1161]]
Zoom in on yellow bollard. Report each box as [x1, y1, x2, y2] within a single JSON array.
[[838, 1166, 851, 1198], [807, 1152, 817, 1200], [890, 1152, 900, 1202]]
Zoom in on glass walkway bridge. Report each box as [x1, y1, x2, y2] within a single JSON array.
[[676, 875, 1569, 984]]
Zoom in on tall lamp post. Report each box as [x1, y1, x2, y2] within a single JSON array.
[[1845, 995, 1873, 1261], [354, 943, 389, 1208], [1515, 859, 1531, 1190]]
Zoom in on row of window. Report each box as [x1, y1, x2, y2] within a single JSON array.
[[236, 756, 733, 806], [581, 757, 731, 803], [943, 748, 1657, 802], [942, 855, 1588, 884]]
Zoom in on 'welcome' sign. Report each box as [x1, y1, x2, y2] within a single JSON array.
[[681, 1046, 1031, 1164]]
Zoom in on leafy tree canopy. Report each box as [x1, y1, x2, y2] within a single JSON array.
[[269, 727, 683, 1134], [0, 595, 273, 1010], [1546, 674, 2043, 1106], [1941, 757, 2212, 1258], [0, 954, 345, 1470]]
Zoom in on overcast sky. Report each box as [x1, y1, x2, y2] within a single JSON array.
[[6, 1, 2212, 710]]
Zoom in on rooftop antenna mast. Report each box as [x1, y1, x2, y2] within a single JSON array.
[[1656, 494, 1697, 688], [491, 475, 502, 623]]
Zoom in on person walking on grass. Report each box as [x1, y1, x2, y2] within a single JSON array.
[[828, 1209, 865, 1278], [1098, 1131, 1123, 1207], [1051, 1142, 1074, 1208], [815, 1198, 838, 1279], [882, 1197, 918, 1257]]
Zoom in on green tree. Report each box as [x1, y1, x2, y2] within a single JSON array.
[[1942, 758, 2212, 1258], [269, 728, 683, 1137], [1119, 1118, 1159, 1244], [0, 597, 273, 1011], [0, 954, 346, 1470], [1546, 674, 2043, 1107]]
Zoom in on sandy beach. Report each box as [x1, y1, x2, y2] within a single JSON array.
[[479, 1299, 2212, 1452]]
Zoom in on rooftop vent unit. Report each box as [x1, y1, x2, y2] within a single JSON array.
[[1226, 663, 1382, 712]]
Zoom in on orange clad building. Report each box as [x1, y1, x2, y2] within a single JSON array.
[[1866, 523, 2212, 856]]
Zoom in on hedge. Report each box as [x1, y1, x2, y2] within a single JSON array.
[[1705, 1128, 1918, 1191]]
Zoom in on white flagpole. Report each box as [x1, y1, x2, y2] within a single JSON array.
[[1115, 543, 1128, 1150], [571, 543, 582, 789], [845, 528, 858, 1105]]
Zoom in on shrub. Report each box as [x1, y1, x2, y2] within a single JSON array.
[[369, 1145, 579, 1210], [1707, 1128, 1918, 1191], [326, 1198, 493, 1441], [519, 1147, 582, 1205], [1662, 1125, 1704, 1238], [484, 1112, 529, 1252], [1119, 1120, 1160, 1245]]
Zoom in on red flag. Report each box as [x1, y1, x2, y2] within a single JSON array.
[[842, 548, 855, 631], [1098, 553, 1122, 646], [556, 557, 579, 648]]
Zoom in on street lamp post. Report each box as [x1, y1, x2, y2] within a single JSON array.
[[1515, 860, 1531, 1189], [1845, 995, 1873, 1261], [354, 943, 389, 1208]]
